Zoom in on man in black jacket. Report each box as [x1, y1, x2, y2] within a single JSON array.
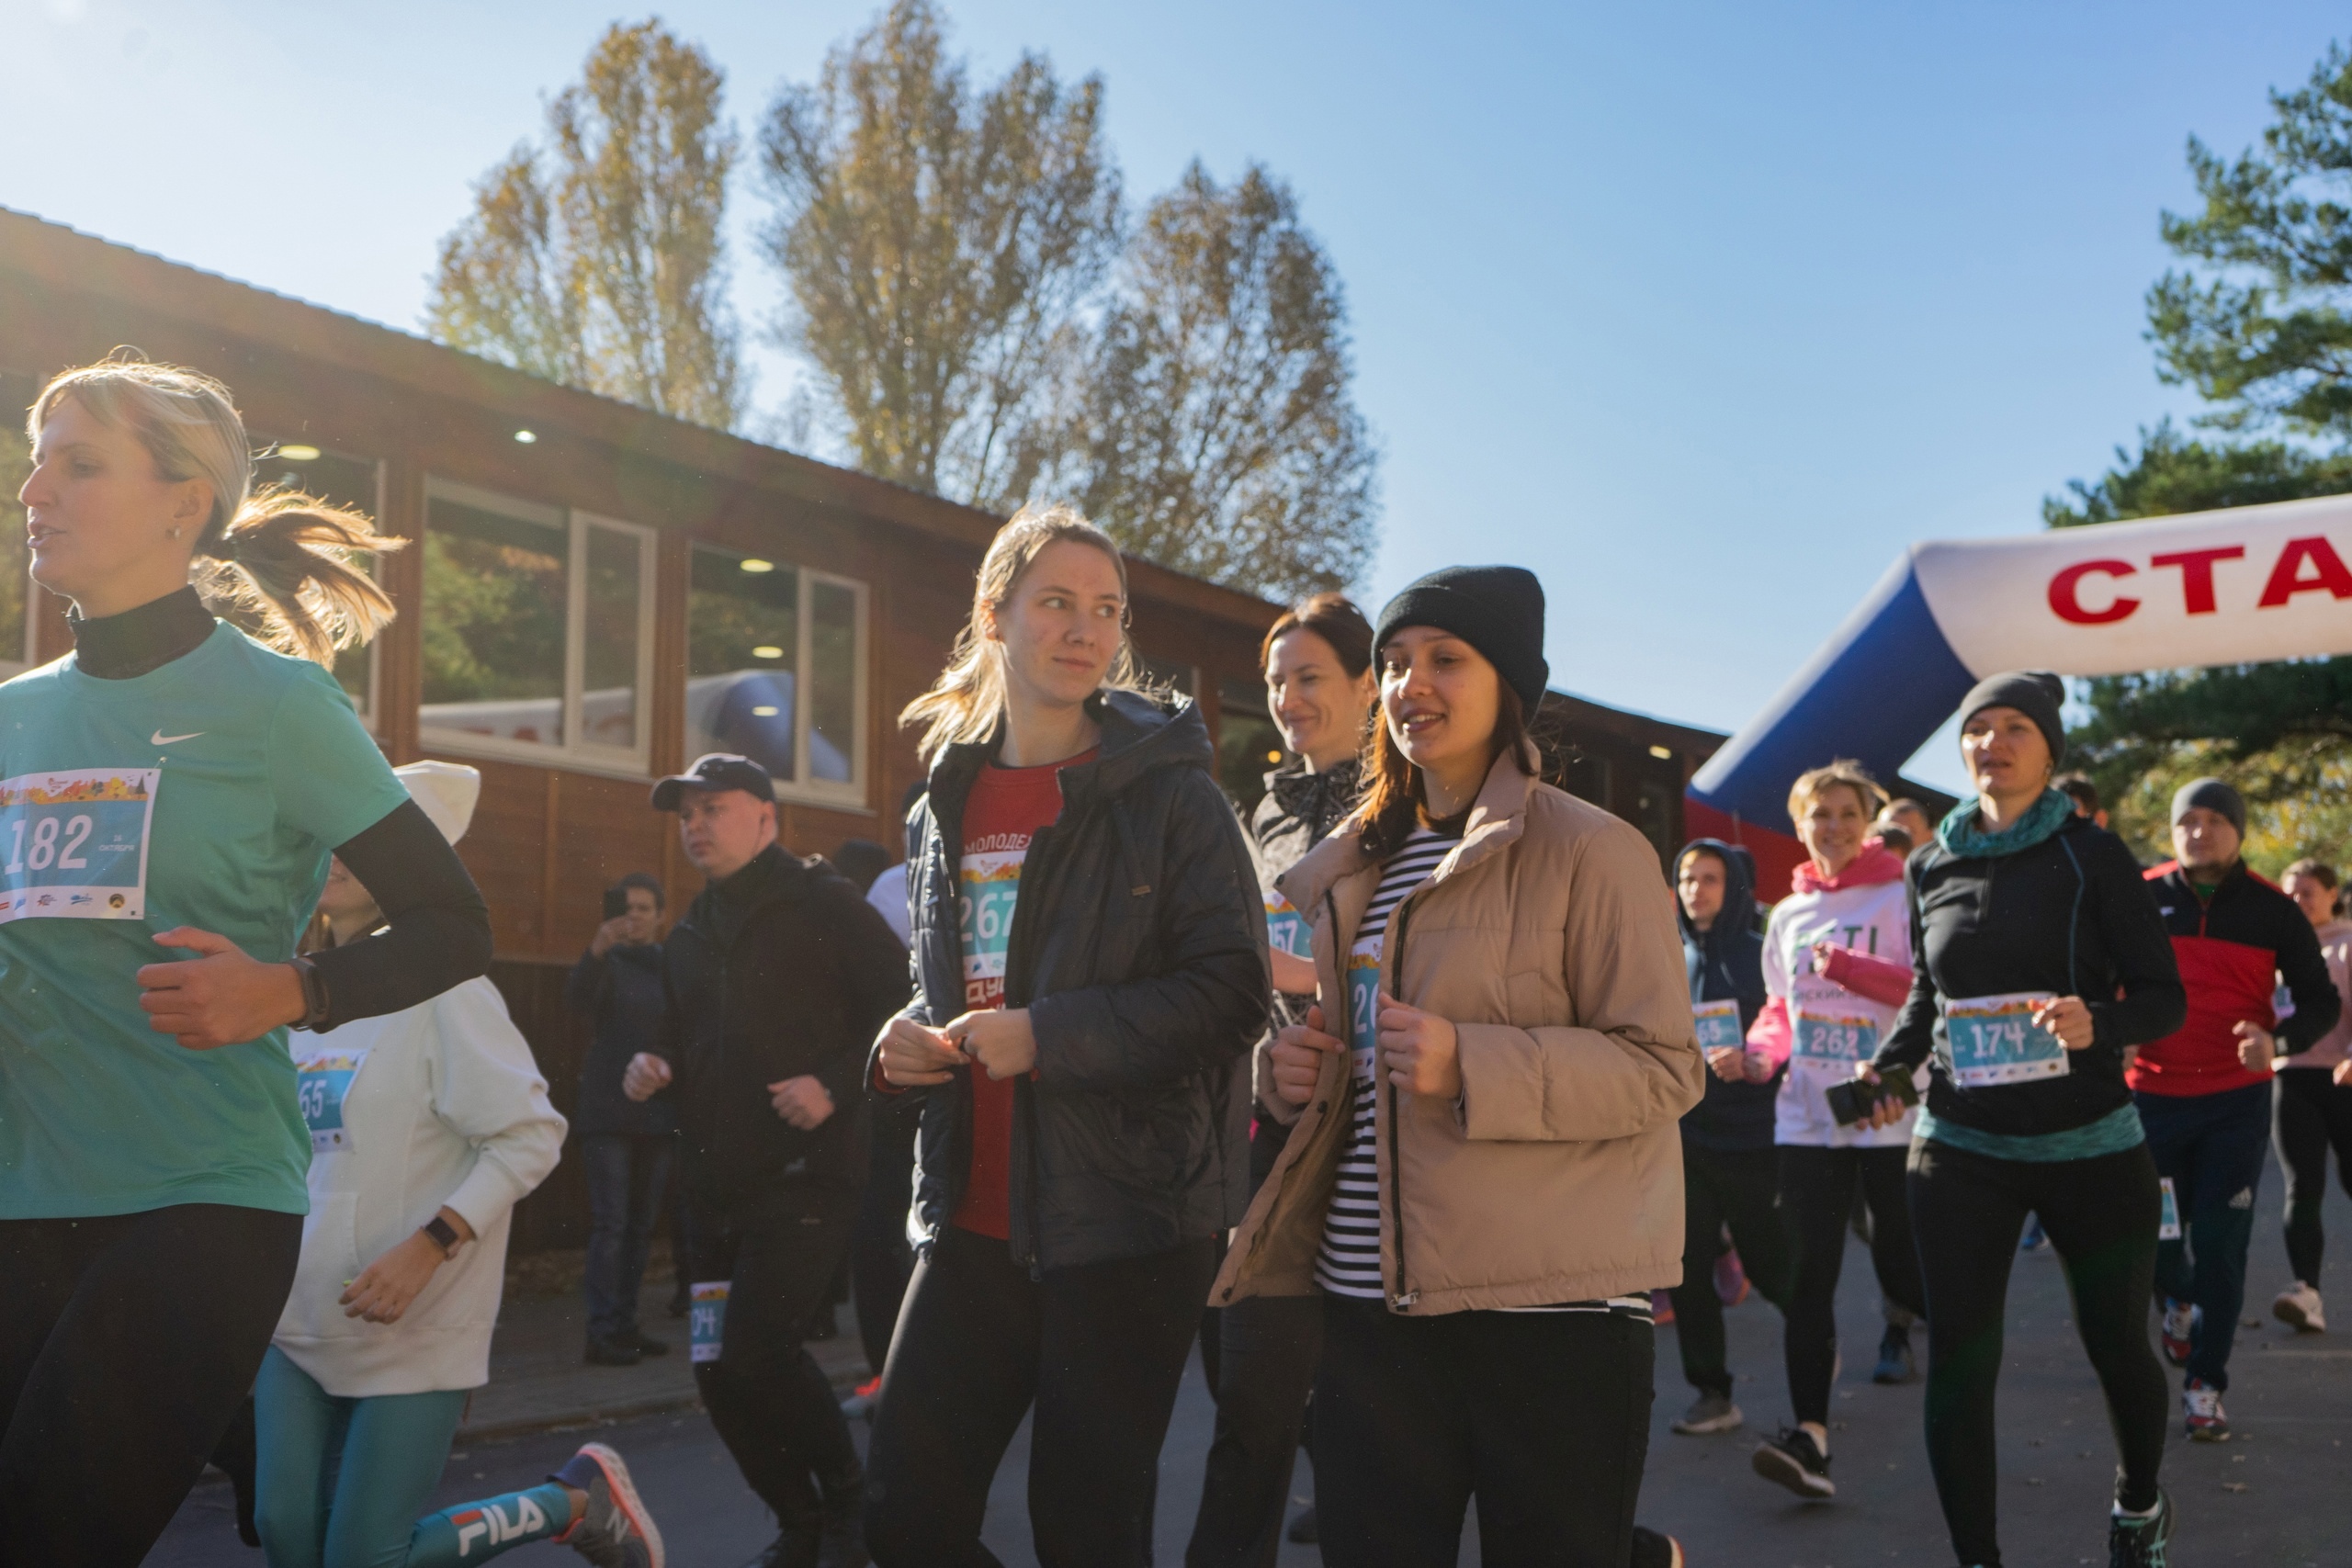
[[624, 753, 910, 1568], [567, 873, 676, 1366]]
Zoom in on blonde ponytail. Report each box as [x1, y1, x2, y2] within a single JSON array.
[[900, 503, 1143, 762], [28, 351, 403, 666]]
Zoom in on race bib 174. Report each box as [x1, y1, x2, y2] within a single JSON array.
[[0, 767, 159, 922], [1945, 992, 2070, 1088], [1693, 998, 1745, 1051]]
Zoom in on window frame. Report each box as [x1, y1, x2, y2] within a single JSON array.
[[684, 544, 871, 809], [417, 477, 658, 779]]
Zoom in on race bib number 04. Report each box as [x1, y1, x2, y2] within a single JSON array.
[[690, 1280, 729, 1363], [0, 767, 159, 923], [1946, 992, 2070, 1088], [1693, 998, 1745, 1051]]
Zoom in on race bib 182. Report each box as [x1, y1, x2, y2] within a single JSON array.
[[1693, 998, 1745, 1051], [0, 767, 159, 922], [1946, 992, 2069, 1088]]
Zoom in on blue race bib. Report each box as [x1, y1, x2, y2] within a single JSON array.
[[1945, 992, 2069, 1088], [1793, 1007, 1876, 1063], [1693, 998, 1745, 1051], [294, 1049, 368, 1154], [691, 1280, 729, 1363], [0, 766, 160, 922]]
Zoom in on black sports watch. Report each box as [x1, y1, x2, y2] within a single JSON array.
[[288, 956, 332, 1032], [422, 1214, 464, 1258]]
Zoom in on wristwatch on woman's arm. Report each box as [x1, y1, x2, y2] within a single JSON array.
[[422, 1214, 465, 1258]]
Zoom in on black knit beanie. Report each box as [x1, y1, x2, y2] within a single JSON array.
[[1373, 566, 1550, 714], [2171, 776, 2246, 839], [1957, 671, 2066, 767]]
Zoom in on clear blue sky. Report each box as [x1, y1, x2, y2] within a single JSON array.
[[8, 0, 2343, 789]]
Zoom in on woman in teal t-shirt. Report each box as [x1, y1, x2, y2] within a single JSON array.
[[0, 355, 494, 1567]]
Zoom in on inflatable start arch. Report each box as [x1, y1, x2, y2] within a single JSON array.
[[1687, 494, 2352, 892]]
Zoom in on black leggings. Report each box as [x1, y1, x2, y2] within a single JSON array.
[[1777, 1145, 1923, 1427], [1313, 1296, 1653, 1568], [1186, 1291, 1321, 1568], [2274, 1066, 2352, 1289], [1668, 1145, 1792, 1398], [0, 1204, 301, 1567], [865, 1226, 1217, 1568], [1907, 1138, 2168, 1568]]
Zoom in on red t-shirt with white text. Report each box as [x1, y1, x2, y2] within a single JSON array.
[[949, 753, 1089, 1239]]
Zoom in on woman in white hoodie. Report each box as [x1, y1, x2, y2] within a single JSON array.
[[1742, 760, 1928, 1502], [254, 761, 662, 1568]]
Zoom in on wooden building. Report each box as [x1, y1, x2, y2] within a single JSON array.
[[0, 208, 1736, 1252]]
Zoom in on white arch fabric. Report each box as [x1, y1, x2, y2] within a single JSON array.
[[1916, 492, 2352, 678]]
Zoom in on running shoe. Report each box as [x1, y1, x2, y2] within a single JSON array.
[[625, 1330, 671, 1357], [1650, 1289, 1676, 1325], [583, 1337, 642, 1368], [2107, 1487, 2173, 1568], [1871, 1322, 1916, 1384], [2273, 1281, 2326, 1333], [552, 1442, 664, 1568], [1713, 1245, 1749, 1307], [2182, 1378, 2229, 1442], [1630, 1525, 1687, 1567], [1670, 1391, 1744, 1434], [1751, 1427, 1835, 1499], [2019, 1213, 2049, 1252], [2158, 1298, 2196, 1367]]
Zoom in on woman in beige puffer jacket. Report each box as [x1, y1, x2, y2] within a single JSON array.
[[1210, 565, 1702, 1568]]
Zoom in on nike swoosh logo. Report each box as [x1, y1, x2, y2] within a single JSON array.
[[152, 730, 204, 746]]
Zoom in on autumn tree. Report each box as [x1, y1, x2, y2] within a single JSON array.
[[757, 0, 1119, 506], [428, 18, 744, 430], [1053, 162, 1376, 599]]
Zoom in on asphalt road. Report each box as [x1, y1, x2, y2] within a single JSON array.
[[150, 1146, 2351, 1566]]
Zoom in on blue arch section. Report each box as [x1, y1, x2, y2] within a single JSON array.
[[1689, 552, 1979, 826]]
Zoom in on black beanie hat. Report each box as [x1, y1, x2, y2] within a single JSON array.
[[1373, 566, 1550, 714], [1957, 670, 2066, 767], [2171, 776, 2246, 839]]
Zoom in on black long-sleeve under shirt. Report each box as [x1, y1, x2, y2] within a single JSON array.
[[1872, 810, 2186, 1139], [74, 587, 492, 1026]]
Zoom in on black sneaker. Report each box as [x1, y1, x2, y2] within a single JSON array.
[[1871, 1323, 1916, 1384], [625, 1330, 671, 1358], [1751, 1427, 1836, 1500], [2108, 1488, 2173, 1568], [583, 1337, 642, 1368], [1630, 1525, 1686, 1567]]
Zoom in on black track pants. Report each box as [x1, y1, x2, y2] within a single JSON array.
[[865, 1226, 1216, 1568], [1777, 1144, 1923, 1426], [1668, 1144, 1792, 1398], [1185, 1291, 1321, 1568], [0, 1204, 301, 1568], [1907, 1137, 2168, 1568], [2274, 1066, 2352, 1289]]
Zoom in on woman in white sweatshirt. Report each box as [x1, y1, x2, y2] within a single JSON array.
[[254, 761, 662, 1568], [1742, 760, 1928, 1503]]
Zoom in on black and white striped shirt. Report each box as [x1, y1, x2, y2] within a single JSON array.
[[1310, 822, 1656, 1324], [1316, 829, 1453, 1299]]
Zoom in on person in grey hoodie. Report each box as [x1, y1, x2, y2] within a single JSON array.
[[1666, 837, 1792, 1437]]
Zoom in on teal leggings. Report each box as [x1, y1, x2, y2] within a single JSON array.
[[253, 1347, 573, 1568]]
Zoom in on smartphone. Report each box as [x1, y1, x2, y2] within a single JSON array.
[[603, 888, 630, 920], [1826, 1070, 1919, 1127]]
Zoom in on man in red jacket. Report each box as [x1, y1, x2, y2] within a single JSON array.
[[2132, 778, 2339, 1441]]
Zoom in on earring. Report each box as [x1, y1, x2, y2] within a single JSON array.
[[166, 526, 182, 539]]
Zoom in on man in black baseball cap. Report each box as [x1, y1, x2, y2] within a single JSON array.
[[623, 750, 910, 1562]]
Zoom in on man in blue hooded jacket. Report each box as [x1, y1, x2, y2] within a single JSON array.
[[1668, 838, 1792, 1436]]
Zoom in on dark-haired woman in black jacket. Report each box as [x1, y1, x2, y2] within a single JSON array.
[[865, 507, 1269, 1568], [1858, 672, 2184, 1568]]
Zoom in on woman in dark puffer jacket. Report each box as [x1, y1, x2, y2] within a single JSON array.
[[864, 505, 1269, 1568]]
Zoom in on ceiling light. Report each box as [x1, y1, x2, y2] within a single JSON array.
[[1648, 744, 1673, 760], [513, 429, 537, 445], [751, 645, 784, 660], [275, 444, 321, 462], [752, 705, 779, 717], [738, 558, 775, 573]]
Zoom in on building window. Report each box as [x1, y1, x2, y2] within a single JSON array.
[[254, 443, 383, 728], [686, 545, 867, 805], [419, 478, 654, 773]]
